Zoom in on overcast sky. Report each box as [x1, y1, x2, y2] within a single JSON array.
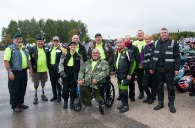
[[0, 0, 194, 39]]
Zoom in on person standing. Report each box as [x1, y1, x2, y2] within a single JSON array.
[[4, 34, 32, 112], [122, 35, 140, 102], [58, 42, 83, 109], [71, 35, 87, 62], [140, 34, 157, 104], [133, 30, 146, 99], [115, 38, 134, 113], [150, 28, 180, 113], [87, 33, 114, 72], [78, 49, 109, 115], [30, 37, 50, 104], [49, 36, 63, 102]]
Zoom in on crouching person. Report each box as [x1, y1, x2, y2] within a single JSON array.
[[77, 49, 109, 115], [115, 38, 134, 113], [58, 42, 83, 109]]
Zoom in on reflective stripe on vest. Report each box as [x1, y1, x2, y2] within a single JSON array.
[[143, 59, 150, 63], [154, 40, 158, 48], [145, 53, 151, 57], [165, 51, 173, 54], [154, 50, 159, 53], [165, 59, 175, 62], [153, 57, 158, 61]]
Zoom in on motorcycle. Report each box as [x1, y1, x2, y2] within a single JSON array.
[[178, 57, 195, 96]]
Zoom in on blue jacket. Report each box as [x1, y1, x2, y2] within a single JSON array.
[[9, 43, 29, 71]]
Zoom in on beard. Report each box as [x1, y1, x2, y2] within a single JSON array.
[[15, 42, 23, 47]]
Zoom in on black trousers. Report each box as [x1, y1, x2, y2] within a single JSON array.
[[129, 73, 135, 98], [156, 71, 175, 102], [62, 67, 77, 101], [49, 65, 61, 97], [142, 70, 157, 97], [8, 69, 27, 109], [136, 69, 144, 93]]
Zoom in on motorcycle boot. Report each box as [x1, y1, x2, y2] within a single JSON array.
[[168, 96, 176, 113], [63, 101, 68, 109]]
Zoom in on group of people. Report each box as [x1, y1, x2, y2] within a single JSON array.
[[4, 27, 180, 114]]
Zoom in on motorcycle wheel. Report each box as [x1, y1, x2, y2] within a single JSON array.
[[175, 83, 186, 93], [73, 103, 82, 111]]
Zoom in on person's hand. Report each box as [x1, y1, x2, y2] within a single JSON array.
[[29, 69, 32, 77], [60, 71, 67, 78], [174, 70, 179, 76], [127, 75, 131, 80], [150, 70, 155, 74], [9, 73, 15, 81], [77, 80, 83, 86], [92, 79, 98, 85]]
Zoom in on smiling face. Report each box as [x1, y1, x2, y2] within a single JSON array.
[[144, 34, 152, 44], [72, 35, 80, 44], [160, 28, 169, 41], [91, 49, 100, 60], [95, 36, 103, 44], [37, 40, 44, 48], [13, 37, 23, 47], [53, 40, 59, 47], [137, 30, 144, 40], [69, 43, 76, 51]]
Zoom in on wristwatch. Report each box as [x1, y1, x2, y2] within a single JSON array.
[[8, 72, 13, 74]]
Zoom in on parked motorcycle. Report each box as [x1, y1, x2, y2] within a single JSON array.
[[178, 57, 195, 96]]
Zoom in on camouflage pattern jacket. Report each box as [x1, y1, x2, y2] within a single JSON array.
[[78, 59, 109, 89], [87, 40, 114, 71]]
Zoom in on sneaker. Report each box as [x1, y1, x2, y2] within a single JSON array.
[[13, 107, 22, 112], [41, 95, 48, 101], [33, 97, 38, 104]]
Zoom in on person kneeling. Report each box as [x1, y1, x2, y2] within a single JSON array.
[[77, 49, 109, 115]]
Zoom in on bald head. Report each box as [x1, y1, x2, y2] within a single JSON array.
[[72, 35, 80, 44], [92, 49, 100, 60], [117, 38, 125, 49]]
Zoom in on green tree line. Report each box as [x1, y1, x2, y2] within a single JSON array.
[[152, 31, 195, 41], [1, 18, 89, 45]]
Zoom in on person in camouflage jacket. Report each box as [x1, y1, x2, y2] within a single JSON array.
[[78, 49, 109, 114], [87, 33, 114, 71]]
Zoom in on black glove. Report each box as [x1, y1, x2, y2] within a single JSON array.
[[60, 71, 67, 78]]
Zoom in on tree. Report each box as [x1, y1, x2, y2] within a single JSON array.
[[6, 20, 19, 38], [1, 18, 89, 44]]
